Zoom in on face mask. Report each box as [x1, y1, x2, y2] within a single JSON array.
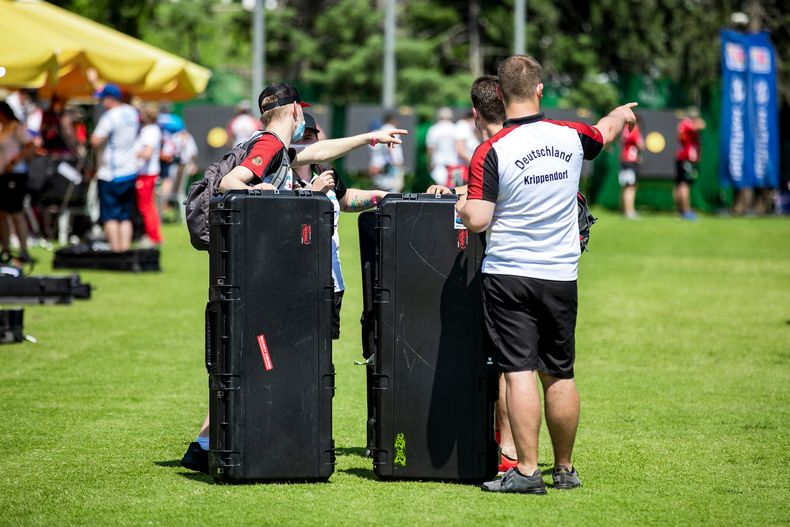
[[292, 119, 305, 142]]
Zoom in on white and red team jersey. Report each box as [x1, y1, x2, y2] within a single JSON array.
[[467, 113, 604, 281]]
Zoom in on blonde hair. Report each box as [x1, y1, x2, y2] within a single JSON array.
[[497, 55, 542, 103], [140, 102, 159, 125], [259, 96, 291, 126]]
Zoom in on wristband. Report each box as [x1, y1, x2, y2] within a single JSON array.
[[370, 137, 377, 147]]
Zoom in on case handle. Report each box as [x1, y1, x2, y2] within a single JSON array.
[[205, 303, 216, 372]]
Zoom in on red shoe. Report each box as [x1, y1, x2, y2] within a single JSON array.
[[498, 453, 518, 475]]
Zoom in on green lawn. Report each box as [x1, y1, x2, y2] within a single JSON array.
[[1, 210, 788, 526]]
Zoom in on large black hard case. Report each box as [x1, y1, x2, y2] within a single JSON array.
[[0, 275, 91, 304], [207, 189, 336, 483], [359, 193, 497, 481], [54, 245, 160, 272], [0, 308, 24, 344]]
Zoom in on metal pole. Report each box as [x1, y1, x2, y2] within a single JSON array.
[[383, 0, 396, 108], [252, 0, 265, 112], [514, 0, 526, 55]]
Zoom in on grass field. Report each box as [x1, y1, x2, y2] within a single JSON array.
[[1, 210, 789, 526]]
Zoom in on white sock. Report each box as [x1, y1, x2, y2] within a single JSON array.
[[196, 436, 209, 450]]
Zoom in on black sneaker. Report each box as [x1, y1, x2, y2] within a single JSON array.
[[552, 465, 581, 489], [481, 468, 547, 494], [180, 442, 209, 474]]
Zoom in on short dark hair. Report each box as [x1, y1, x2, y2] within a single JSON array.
[[470, 75, 505, 125], [0, 101, 18, 122], [497, 55, 542, 103]]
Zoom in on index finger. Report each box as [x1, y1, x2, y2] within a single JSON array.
[[390, 129, 409, 136], [624, 102, 638, 109]]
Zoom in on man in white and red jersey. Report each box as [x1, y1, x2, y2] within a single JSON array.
[[461, 55, 636, 494], [219, 83, 407, 194], [674, 107, 705, 220], [619, 120, 644, 218], [427, 75, 522, 476]]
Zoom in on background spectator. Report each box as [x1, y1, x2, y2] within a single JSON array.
[[455, 109, 480, 166], [39, 96, 77, 160], [368, 113, 405, 192], [6, 89, 42, 140], [426, 107, 461, 186], [164, 125, 199, 220], [675, 107, 705, 221], [226, 100, 260, 147], [135, 103, 163, 246], [90, 84, 140, 252], [0, 101, 35, 262], [619, 118, 644, 219]]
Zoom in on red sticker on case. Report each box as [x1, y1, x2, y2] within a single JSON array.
[[256, 333, 274, 371], [457, 229, 468, 250], [301, 224, 312, 245]]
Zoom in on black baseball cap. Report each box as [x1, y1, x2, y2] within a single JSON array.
[[304, 113, 320, 134], [258, 82, 311, 113]]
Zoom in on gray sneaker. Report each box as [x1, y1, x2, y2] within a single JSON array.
[[552, 465, 581, 489], [481, 468, 547, 494]]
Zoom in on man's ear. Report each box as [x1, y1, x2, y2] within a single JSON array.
[[496, 84, 504, 102], [536, 83, 544, 101], [472, 107, 479, 120]]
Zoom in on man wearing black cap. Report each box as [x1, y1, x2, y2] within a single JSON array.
[[182, 83, 406, 474], [219, 82, 406, 194]]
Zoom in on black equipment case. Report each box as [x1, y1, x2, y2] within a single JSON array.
[[207, 189, 336, 483], [54, 244, 160, 272], [0, 275, 91, 305], [359, 193, 498, 481], [0, 308, 24, 344]]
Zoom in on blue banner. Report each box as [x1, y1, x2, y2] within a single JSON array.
[[746, 32, 779, 189], [720, 30, 780, 190]]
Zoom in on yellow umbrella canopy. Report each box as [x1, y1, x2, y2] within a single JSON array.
[[0, 19, 59, 88], [0, 0, 211, 101], [0, 0, 156, 94]]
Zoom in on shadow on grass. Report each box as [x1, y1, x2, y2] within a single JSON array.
[[154, 459, 182, 468], [339, 467, 378, 481], [180, 472, 214, 484], [155, 459, 214, 484], [334, 446, 367, 458]]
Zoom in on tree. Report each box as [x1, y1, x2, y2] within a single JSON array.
[[53, 0, 788, 107]]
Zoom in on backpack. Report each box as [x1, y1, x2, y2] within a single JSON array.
[[577, 191, 596, 252], [184, 131, 287, 251]]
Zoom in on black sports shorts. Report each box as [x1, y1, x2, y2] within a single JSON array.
[[482, 273, 577, 378], [675, 160, 697, 184], [0, 172, 28, 213], [332, 290, 344, 340]]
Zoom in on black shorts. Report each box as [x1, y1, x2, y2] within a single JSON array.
[[332, 290, 344, 340], [0, 172, 28, 213], [675, 160, 697, 184], [482, 273, 577, 378]]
